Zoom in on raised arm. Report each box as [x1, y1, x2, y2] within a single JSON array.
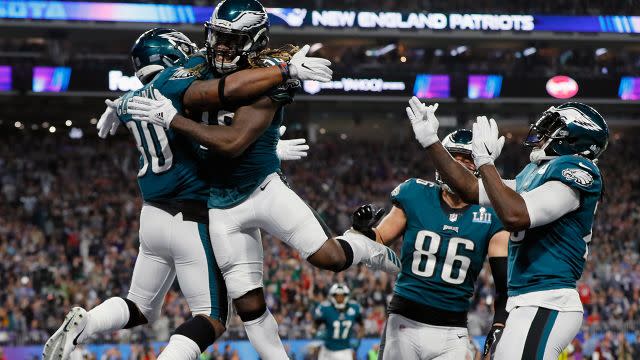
[[351, 204, 406, 245], [405, 97, 481, 204], [184, 44, 332, 110], [183, 66, 287, 110]]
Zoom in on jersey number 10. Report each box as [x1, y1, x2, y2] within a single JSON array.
[[127, 121, 174, 176], [411, 230, 474, 285]]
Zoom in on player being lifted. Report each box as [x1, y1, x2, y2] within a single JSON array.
[[123, 1, 401, 358], [314, 284, 364, 360], [407, 97, 607, 359], [352, 127, 509, 360], [43, 27, 327, 360]]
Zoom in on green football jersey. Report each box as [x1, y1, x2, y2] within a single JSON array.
[[391, 179, 504, 312], [203, 57, 299, 209], [116, 55, 210, 203], [314, 300, 362, 351], [509, 155, 602, 296]]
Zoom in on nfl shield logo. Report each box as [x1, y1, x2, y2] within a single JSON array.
[[449, 213, 458, 222]]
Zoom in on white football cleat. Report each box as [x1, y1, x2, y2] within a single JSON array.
[[43, 307, 88, 360], [341, 229, 401, 275]]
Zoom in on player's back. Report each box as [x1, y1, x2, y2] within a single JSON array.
[[315, 300, 361, 351], [117, 59, 211, 207], [390, 179, 503, 324], [510, 155, 602, 297]]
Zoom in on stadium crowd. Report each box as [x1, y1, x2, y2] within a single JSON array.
[[0, 126, 638, 359]]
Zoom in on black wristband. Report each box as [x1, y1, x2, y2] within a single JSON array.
[[218, 75, 229, 109]]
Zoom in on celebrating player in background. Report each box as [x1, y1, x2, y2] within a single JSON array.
[[43, 27, 316, 360], [124, 1, 400, 359], [314, 284, 363, 360], [407, 98, 607, 359], [352, 128, 509, 360]]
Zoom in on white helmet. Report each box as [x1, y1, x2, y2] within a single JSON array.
[[328, 283, 351, 310]]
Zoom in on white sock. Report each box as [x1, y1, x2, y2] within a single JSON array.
[[243, 310, 289, 360], [80, 297, 130, 343], [158, 334, 201, 360]]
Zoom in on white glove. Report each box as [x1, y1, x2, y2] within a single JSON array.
[[406, 96, 439, 148], [128, 89, 178, 129], [277, 126, 309, 161], [472, 116, 505, 168], [289, 44, 333, 82], [97, 98, 122, 138]]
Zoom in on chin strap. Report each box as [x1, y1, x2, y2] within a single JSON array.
[[529, 148, 558, 164]]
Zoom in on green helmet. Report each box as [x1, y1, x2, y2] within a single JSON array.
[[204, 0, 270, 74], [130, 28, 199, 84], [436, 129, 478, 191], [525, 102, 609, 162]]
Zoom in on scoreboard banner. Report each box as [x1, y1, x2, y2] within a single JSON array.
[[1, 1, 639, 34]]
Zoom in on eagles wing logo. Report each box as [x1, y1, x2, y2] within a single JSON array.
[[221, 11, 268, 31], [562, 168, 594, 186]]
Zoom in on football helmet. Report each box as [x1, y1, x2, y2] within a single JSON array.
[[130, 28, 199, 84], [328, 283, 351, 310], [525, 102, 609, 163], [205, 0, 270, 74], [436, 129, 478, 192]]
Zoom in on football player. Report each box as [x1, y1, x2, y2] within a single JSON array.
[[314, 284, 363, 360], [352, 129, 509, 360], [122, 1, 401, 359], [43, 27, 325, 360], [406, 97, 607, 359]]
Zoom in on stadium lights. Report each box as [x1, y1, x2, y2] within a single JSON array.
[[309, 43, 323, 53], [14, 121, 21, 128], [595, 48, 608, 57], [523, 47, 537, 56], [65, 120, 73, 127], [42, 122, 50, 128], [90, 118, 98, 125], [365, 44, 396, 57], [49, 126, 56, 133], [400, 56, 407, 63], [434, 49, 444, 56], [31, 124, 38, 130]]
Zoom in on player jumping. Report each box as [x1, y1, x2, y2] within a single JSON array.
[[122, 1, 401, 358], [352, 128, 509, 359], [43, 27, 326, 360], [406, 98, 607, 359], [314, 284, 363, 360]]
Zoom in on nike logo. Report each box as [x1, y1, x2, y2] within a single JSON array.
[[301, 63, 313, 71], [62, 317, 74, 332], [484, 143, 492, 156], [72, 328, 85, 346], [260, 179, 272, 191], [457, 334, 467, 339]]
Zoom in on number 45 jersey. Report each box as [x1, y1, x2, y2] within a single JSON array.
[[391, 179, 504, 313], [117, 56, 211, 205]]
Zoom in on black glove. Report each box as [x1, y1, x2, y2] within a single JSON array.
[[482, 324, 504, 358], [352, 204, 385, 240]]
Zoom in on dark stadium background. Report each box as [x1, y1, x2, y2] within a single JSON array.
[[1, 0, 640, 359]]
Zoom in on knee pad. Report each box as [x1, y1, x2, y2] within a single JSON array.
[[223, 264, 264, 300], [234, 288, 267, 322], [174, 315, 220, 353], [122, 298, 149, 329]]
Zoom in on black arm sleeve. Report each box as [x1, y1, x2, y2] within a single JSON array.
[[489, 256, 508, 325]]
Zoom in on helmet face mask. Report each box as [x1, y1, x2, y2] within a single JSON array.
[[437, 129, 478, 193], [526, 103, 609, 162], [328, 284, 350, 310], [205, 0, 270, 74]]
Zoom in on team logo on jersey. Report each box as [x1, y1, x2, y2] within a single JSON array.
[[169, 63, 206, 80], [347, 307, 356, 316], [391, 185, 400, 197], [472, 207, 492, 224], [449, 213, 458, 222], [562, 168, 594, 187], [443, 225, 459, 232]]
